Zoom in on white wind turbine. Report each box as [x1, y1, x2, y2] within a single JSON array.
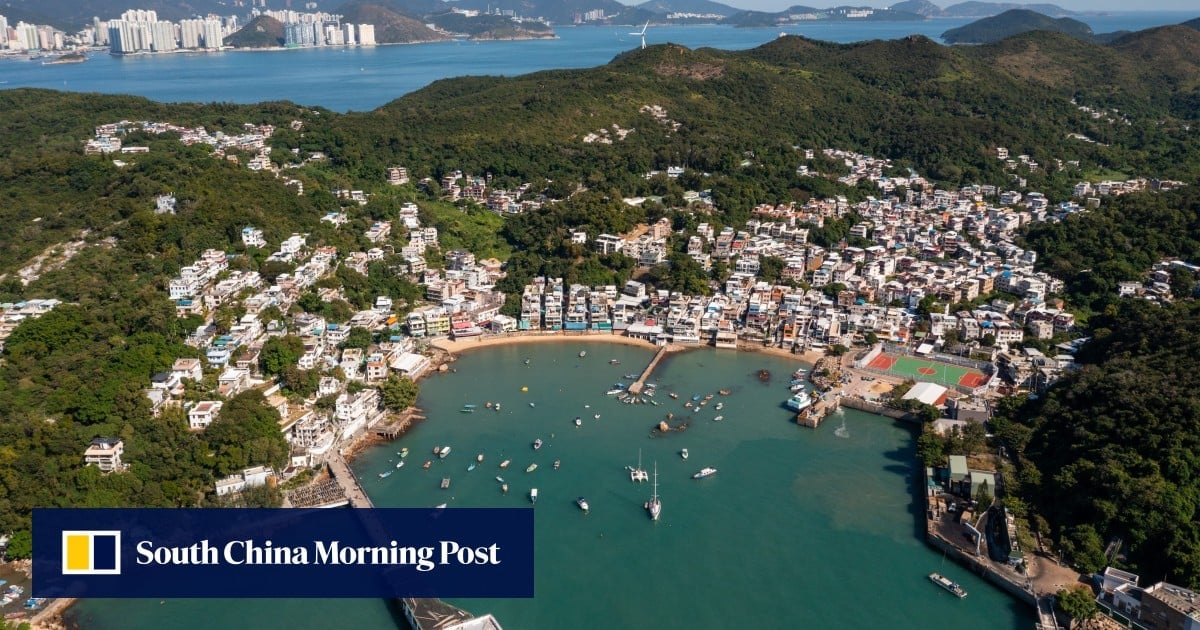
[[630, 20, 649, 49]]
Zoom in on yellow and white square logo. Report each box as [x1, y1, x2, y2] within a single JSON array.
[[62, 530, 121, 575]]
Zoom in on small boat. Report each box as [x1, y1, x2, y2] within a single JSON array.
[[533, 439, 543, 450], [463, 404, 477, 409], [486, 401, 493, 408], [718, 389, 731, 396], [789, 378, 806, 386], [439, 446, 452, 458], [929, 573, 967, 598], [681, 448, 689, 460], [669, 392, 679, 399], [399, 448, 409, 458], [692, 394, 702, 402], [606, 388, 624, 395], [423, 460, 432, 469], [496, 476, 505, 483], [714, 402, 724, 411], [396, 461, 405, 469], [435, 502, 448, 509], [530, 488, 538, 503], [693, 467, 717, 479], [433, 445, 442, 454], [575, 417, 582, 427], [554, 459, 561, 470], [609, 359, 620, 365], [495, 403, 501, 411], [500, 459, 511, 469], [624, 374, 638, 380], [526, 463, 538, 473], [502, 483, 509, 493], [713, 415, 724, 422], [704, 394, 714, 401], [467, 463, 477, 472], [460, 408, 476, 413], [379, 471, 393, 479], [576, 497, 590, 512], [477, 453, 484, 463], [579, 350, 587, 357], [524, 358, 530, 365], [594, 414, 601, 419], [790, 383, 806, 392], [441, 478, 451, 489], [529, 402, 536, 408]]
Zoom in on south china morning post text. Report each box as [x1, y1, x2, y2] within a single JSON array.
[[33, 507, 535, 599]]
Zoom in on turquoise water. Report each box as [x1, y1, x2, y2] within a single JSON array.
[[1, 14, 1193, 112], [70, 343, 1034, 628]]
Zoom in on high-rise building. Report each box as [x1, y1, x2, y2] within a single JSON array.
[[357, 23, 375, 46], [0, 15, 10, 46], [92, 17, 108, 45], [180, 19, 203, 48], [342, 23, 355, 46], [203, 18, 224, 49], [121, 9, 158, 23], [324, 23, 343, 46], [150, 20, 176, 52], [16, 22, 39, 50], [108, 20, 151, 54]]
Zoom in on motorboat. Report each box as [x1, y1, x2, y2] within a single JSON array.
[[439, 446, 452, 458], [422, 460, 432, 469], [929, 573, 967, 598], [467, 463, 477, 472], [554, 459, 561, 470], [713, 415, 724, 422], [396, 460, 405, 469], [496, 476, 505, 483], [533, 439, 543, 450], [579, 350, 587, 357], [530, 488, 538, 503], [681, 448, 689, 460], [477, 453, 484, 462], [575, 417, 582, 427], [378, 471, 393, 479], [441, 478, 450, 489], [526, 463, 538, 473], [399, 448, 409, 458], [500, 459, 511, 469], [786, 392, 812, 412], [692, 467, 717, 479], [576, 497, 589, 512]]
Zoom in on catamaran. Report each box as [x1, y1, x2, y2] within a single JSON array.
[[629, 448, 648, 482], [692, 467, 717, 479], [646, 462, 662, 521]]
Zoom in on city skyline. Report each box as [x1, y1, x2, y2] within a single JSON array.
[[615, 0, 1200, 14]]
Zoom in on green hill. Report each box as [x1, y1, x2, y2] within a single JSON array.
[[942, 9, 1093, 43], [223, 15, 285, 49], [428, 13, 555, 39], [338, 2, 449, 44]]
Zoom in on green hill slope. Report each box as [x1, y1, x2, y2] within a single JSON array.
[[942, 9, 1093, 43]]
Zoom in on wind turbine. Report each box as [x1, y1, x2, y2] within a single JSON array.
[[630, 20, 649, 50]]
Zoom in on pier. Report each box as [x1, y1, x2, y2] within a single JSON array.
[[326, 448, 374, 508], [627, 345, 671, 395]]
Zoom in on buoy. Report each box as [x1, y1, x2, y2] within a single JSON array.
[[521, 386, 529, 392]]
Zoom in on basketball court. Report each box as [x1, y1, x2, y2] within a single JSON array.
[[865, 353, 987, 388]]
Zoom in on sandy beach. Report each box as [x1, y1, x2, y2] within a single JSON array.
[[431, 332, 664, 356]]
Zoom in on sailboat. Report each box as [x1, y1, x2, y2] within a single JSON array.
[[628, 448, 648, 482], [646, 462, 662, 520]]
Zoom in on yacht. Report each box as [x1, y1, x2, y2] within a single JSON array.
[[692, 467, 717, 479], [785, 392, 812, 412], [928, 573, 967, 598], [396, 460, 405, 469], [646, 463, 662, 521], [530, 488, 538, 504], [533, 438, 543, 450], [439, 446, 452, 458], [576, 496, 590, 512], [681, 448, 689, 460]]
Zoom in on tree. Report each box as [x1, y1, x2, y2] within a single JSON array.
[[380, 375, 419, 412], [339, 327, 373, 350], [961, 421, 987, 457], [916, 425, 946, 467], [864, 332, 879, 345], [259, 335, 303, 376], [1055, 585, 1098, 623], [973, 479, 993, 509], [4, 530, 32, 560]]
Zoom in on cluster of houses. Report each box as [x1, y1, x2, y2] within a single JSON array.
[[1097, 567, 1200, 630], [0, 298, 61, 352], [1118, 259, 1200, 304]]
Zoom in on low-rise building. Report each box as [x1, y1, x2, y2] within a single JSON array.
[[83, 437, 125, 473]]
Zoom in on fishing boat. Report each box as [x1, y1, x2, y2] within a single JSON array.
[[554, 459, 561, 470], [423, 460, 432, 469], [439, 446, 452, 458], [500, 459, 511, 469], [467, 463, 477, 472], [928, 573, 967, 598], [526, 463, 538, 473], [396, 460, 405, 469], [533, 438, 543, 450], [576, 496, 590, 512], [575, 417, 582, 427], [579, 350, 587, 358], [713, 415, 724, 422], [681, 448, 689, 460], [441, 478, 451, 489], [530, 488, 538, 503], [692, 467, 717, 479], [379, 470, 393, 479], [646, 463, 662, 521]]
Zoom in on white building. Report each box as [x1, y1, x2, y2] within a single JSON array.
[[83, 438, 125, 473], [188, 400, 224, 430]]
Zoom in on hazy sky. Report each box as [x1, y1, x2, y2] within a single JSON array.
[[645, 0, 1200, 12]]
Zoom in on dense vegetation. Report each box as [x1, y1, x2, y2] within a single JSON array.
[[941, 9, 1093, 44], [1, 25, 1200, 584]]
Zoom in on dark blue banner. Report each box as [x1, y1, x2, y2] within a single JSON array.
[[33, 508, 534, 598]]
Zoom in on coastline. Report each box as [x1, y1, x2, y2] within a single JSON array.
[[430, 331, 665, 356]]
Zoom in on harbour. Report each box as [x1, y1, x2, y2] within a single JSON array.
[[67, 342, 1035, 629]]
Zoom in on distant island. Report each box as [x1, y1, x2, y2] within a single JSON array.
[[42, 52, 88, 65], [942, 9, 1093, 43]]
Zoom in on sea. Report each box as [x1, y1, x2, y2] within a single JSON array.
[[0, 13, 1193, 112], [69, 343, 1035, 629]]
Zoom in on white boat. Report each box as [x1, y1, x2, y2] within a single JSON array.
[[439, 446, 452, 458], [576, 496, 590, 512], [714, 402, 724, 410], [629, 448, 649, 482], [789, 383, 806, 392], [594, 414, 601, 419], [692, 467, 717, 479], [713, 415, 724, 422], [399, 448, 409, 458], [533, 439, 543, 450], [496, 476, 505, 483], [579, 350, 587, 357], [435, 502, 448, 509], [441, 477, 451, 489], [378, 470, 393, 479], [929, 573, 967, 598], [396, 460, 405, 469], [502, 483, 509, 493], [477, 453, 484, 462], [529, 402, 536, 407], [786, 392, 812, 412], [500, 459, 511, 469], [467, 463, 477, 471], [681, 448, 689, 460], [530, 488, 538, 504], [605, 388, 624, 395], [575, 417, 582, 427], [526, 463, 538, 473], [554, 459, 561, 470], [646, 462, 662, 521]]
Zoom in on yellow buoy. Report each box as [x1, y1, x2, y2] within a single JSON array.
[[521, 386, 529, 392]]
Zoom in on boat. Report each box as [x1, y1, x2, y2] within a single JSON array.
[[533, 439, 543, 450], [718, 389, 731, 396], [396, 460, 405, 469], [714, 402, 724, 411], [433, 446, 442, 454], [496, 476, 505, 483], [460, 408, 476, 413], [554, 459, 561, 470], [575, 417, 582, 427], [789, 378, 806, 386], [646, 463, 662, 521], [713, 415, 724, 422], [529, 402, 536, 408], [605, 388, 624, 395], [579, 350, 587, 358], [485, 402, 493, 409], [400, 447, 409, 458], [378, 471, 393, 479], [669, 392, 679, 399], [435, 503, 448, 509], [441, 478, 451, 489], [681, 448, 689, 460], [623, 373, 638, 379], [928, 573, 967, 598], [502, 483, 509, 493], [463, 404, 477, 409], [757, 369, 771, 382], [609, 359, 620, 365], [594, 414, 601, 419], [786, 392, 812, 412], [629, 448, 648, 482], [439, 446, 452, 458], [692, 394, 702, 402], [500, 459, 511, 469], [467, 463, 477, 471], [530, 488, 538, 503], [576, 496, 590, 512], [789, 383, 806, 392], [524, 358, 530, 365], [423, 460, 432, 469], [692, 467, 718, 479], [477, 453, 484, 463], [526, 463, 538, 473]]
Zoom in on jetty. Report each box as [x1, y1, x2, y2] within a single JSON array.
[[627, 345, 672, 395], [374, 409, 423, 439], [326, 448, 374, 508]]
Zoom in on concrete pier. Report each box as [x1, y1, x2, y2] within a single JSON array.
[[628, 345, 671, 395], [326, 448, 374, 508]]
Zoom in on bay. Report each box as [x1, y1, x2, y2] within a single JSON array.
[[0, 12, 1193, 113], [70, 343, 1034, 629]]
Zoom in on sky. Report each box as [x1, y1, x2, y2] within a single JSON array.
[[626, 0, 1200, 12]]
